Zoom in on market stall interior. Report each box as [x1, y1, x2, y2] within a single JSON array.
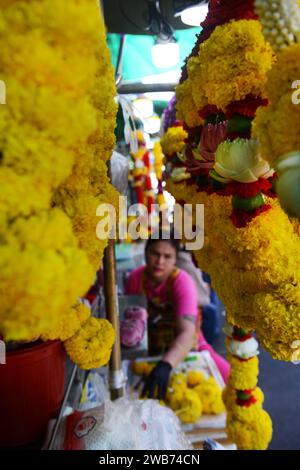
[[1, 0, 300, 451]]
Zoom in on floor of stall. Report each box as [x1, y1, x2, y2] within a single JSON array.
[[213, 315, 300, 451]]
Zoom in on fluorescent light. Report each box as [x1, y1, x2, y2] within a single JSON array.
[[144, 92, 175, 102], [142, 70, 180, 84], [181, 4, 209, 27], [151, 40, 180, 69]]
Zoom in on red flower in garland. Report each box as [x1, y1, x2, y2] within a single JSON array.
[[199, 104, 222, 120], [225, 96, 269, 119], [231, 204, 272, 228], [204, 0, 258, 30], [226, 179, 273, 198], [236, 389, 258, 407], [199, 96, 269, 121]]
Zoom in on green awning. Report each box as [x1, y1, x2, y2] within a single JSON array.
[[107, 28, 201, 81]]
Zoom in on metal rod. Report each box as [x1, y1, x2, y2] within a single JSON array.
[[115, 34, 126, 87], [117, 81, 177, 94], [47, 363, 78, 450]]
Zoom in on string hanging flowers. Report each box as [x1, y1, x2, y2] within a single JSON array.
[[0, 0, 117, 368]]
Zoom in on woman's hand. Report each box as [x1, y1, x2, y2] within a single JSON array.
[[142, 360, 172, 399], [142, 318, 196, 399]]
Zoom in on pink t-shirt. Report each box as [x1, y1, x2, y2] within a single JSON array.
[[125, 266, 198, 319]]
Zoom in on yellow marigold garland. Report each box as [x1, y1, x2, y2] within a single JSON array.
[[166, 179, 300, 361], [164, 4, 284, 450], [0, 209, 93, 341], [186, 20, 274, 112], [42, 302, 91, 342], [224, 329, 272, 450], [160, 126, 188, 158], [252, 44, 300, 167], [222, 386, 264, 409], [0, 0, 117, 369], [227, 354, 259, 390], [226, 410, 273, 451], [153, 141, 164, 181], [175, 80, 204, 128], [64, 317, 115, 370]]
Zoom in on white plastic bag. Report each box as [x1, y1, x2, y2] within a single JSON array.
[[50, 398, 193, 450], [110, 150, 129, 195]]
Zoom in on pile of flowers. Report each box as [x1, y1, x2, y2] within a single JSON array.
[[0, 0, 117, 368], [132, 362, 224, 424]]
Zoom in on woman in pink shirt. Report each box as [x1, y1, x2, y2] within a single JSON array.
[[125, 233, 230, 399]]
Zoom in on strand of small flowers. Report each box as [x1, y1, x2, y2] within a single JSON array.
[[222, 323, 273, 450]]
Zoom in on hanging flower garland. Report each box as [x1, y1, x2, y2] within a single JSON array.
[[0, 0, 117, 368], [252, 0, 300, 220], [64, 316, 115, 370], [153, 141, 166, 207], [185, 20, 274, 113], [160, 125, 188, 158], [42, 303, 91, 343], [130, 130, 155, 214], [222, 324, 272, 450], [161, 0, 279, 450], [0, 209, 93, 341], [180, 0, 259, 84], [164, 0, 300, 364]]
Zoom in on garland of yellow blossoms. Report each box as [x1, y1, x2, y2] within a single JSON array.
[[252, 0, 300, 221], [0, 0, 117, 368], [162, 0, 300, 450], [165, 2, 300, 362], [162, 0, 280, 450], [222, 324, 272, 450]]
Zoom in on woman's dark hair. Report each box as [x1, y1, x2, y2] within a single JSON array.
[[145, 229, 181, 255]]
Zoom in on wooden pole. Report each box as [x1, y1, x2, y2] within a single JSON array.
[[103, 157, 125, 400], [103, 238, 124, 400]]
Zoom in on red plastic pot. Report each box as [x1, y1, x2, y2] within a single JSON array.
[[0, 340, 65, 448]]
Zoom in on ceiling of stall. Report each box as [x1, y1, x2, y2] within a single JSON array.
[[103, 1, 207, 142], [102, 0, 206, 35]]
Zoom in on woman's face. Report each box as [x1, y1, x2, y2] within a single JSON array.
[[145, 241, 177, 283]]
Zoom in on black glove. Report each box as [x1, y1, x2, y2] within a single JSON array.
[[142, 360, 172, 400]]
